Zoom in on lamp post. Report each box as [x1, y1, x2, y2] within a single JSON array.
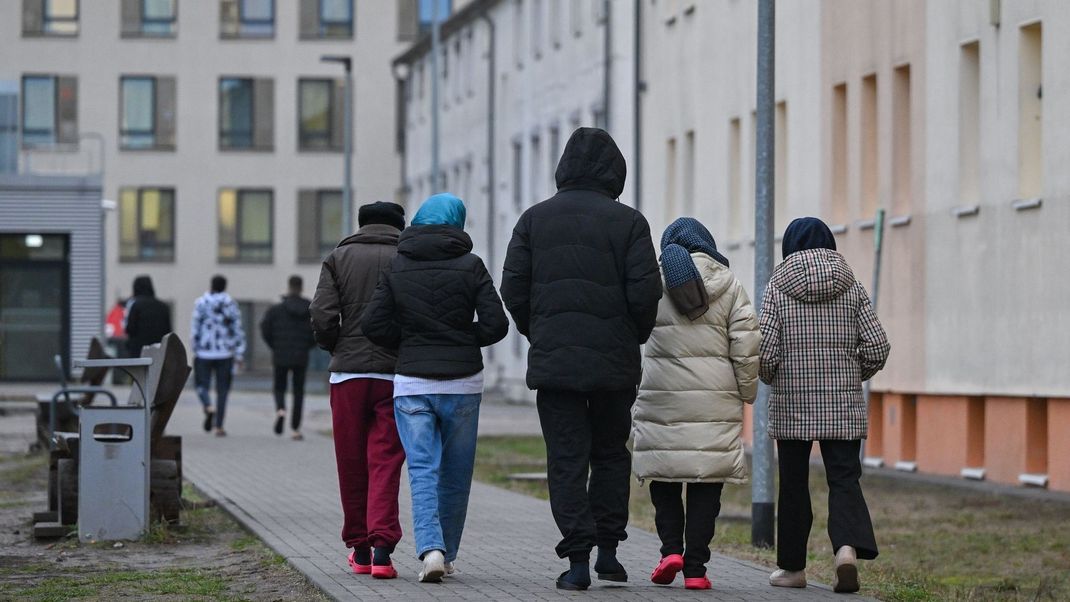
[[321, 55, 353, 235]]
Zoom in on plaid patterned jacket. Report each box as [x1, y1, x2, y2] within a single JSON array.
[[758, 249, 890, 440]]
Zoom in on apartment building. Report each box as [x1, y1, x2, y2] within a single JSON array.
[[639, 0, 1070, 491], [394, 0, 636, 399], [0, 0, 443, 373]]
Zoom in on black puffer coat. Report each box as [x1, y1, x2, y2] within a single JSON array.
[[362, 225, 508, 378], [501, 127, 662, 391], [260, 295, 316, 367], [125, 276, 172, 357]]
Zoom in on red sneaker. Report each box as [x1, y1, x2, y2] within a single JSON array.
[[650, 554, 684, 585], [347, 550, 371, 575], [685, 576, 712, 590], [371, 563, 398, 579]]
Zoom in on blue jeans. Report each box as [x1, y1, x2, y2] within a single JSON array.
[[393, 393, 481, 562], [194, 357, 233, 428]]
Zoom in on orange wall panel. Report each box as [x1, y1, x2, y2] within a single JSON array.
[[984, 397, 1031, 485], [1049, 400, 1070, 492], [916, 396, 972, 476], [881, 393, 917, 464]]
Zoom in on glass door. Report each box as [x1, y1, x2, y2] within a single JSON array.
[[0, 234, 69, 380]]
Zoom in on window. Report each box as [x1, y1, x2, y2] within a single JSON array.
[[21, 75, 77, 147], [830, 83, 848, 223], [775, 101, 788, 231], [0, 84, 16, 174], [532, 0, 543, 59], [419, 0, 450, 33], [665, 137, 677, 222], [592, 106, 606, 130], [530, 134, 542, 204], [220, 77, 273, 150], [959, 42, 980, 204], [298, 78, 342, 151], [683, 130, 695, 213], [892, 65, 912, 216], [120, 76, 176, 150], [297, 189, 343, 262], [1018, 22, 1043, 199], [570, 0, 582, 37], [512, 140, 523, 210], [299, 0, 352, 39], [548, 125, 560, 190], [728, 117, 742, 238], [860, 74, 878, 219], [119, 187, 175, 262], [514, 0, 524, 69], [220, 0, 274, 38], [218, 188, 273, 263], [549, 0, 561, 48], [23, 0, 79, 36], [121, 0, 176, 37]]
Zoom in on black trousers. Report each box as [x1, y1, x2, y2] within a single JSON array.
[[649, 481, 723, 578], [272, 364, 307, 431], [776, 439, 879, 571], [536, 388, 635, 560]]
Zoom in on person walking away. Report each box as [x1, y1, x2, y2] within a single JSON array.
[[260, 275, 316, 440], [191, 275, 246, 436], [363, 194, 508, 583], [124, 275, 172, 357], [500, 127, 662, 591], [759, 217, 890, 593], [311, 201, 408, 579], [632, 218, 760, 590]]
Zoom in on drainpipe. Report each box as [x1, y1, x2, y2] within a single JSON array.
[[633, 0, 642, 211], [603, 0, 612, 132]]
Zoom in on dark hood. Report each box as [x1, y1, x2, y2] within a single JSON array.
[[782, 217, 837, 259], [771, 248, 855, 303], [554, 127, 627, 199], [338, 223, 401, 248], [398, 225, 473, 261], [132, 276, 155, 298], [281, 294, 311, 318]]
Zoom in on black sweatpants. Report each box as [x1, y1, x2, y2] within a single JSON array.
[[776, 439, 878, 571], [536, 388, 635, 560], [649, 481, 724, 578], [272, 364, 307, 431]]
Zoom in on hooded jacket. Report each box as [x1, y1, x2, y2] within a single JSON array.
[[500, 128, 662, 391], [125, 276, 172, 356], [362, 225, 508, 378], [260, 294, 316, 368], [633, 254, 760, 483], [758, 248, 890, 440], [190, 291, 246, 360], [310, 224, 401, 373]]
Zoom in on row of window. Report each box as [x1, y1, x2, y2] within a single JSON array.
[[24, 0, 448, 41], [120, 187, 344, 264], [20, 74, 346, 152]]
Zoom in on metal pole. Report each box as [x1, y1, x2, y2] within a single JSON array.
[[603, 0, 612, 131], [751, 0, 776, 549], [343, 61, 353, 235], [860, 208, 886, 462], [430, 0, 441, 190]]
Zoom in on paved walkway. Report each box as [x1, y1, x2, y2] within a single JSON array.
[[168, 388, 849, 601]]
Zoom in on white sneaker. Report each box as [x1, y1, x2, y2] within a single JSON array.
[[833, 546, 859, 593], [769, 568, 807, 588], [419, 550, 446, 583], [444, 561, 455, 576]]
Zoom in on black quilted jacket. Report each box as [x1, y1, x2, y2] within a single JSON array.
[[361, 225, 508, 378]]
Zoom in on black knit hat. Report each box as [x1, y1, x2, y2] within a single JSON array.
[[358, 202, 405, 230]]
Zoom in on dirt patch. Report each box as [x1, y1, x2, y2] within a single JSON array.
[[0, 408, 327, 601]]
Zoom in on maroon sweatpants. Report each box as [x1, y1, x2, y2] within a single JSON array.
[[330, 378, 405, 551]]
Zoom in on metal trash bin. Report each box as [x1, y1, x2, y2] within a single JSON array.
[[77, 403, 150, 542]]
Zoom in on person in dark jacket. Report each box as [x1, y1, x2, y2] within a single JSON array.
[[363, 193, 508, 583], [310, 201, 407, 579], [124, 275, 171, 357], [500, 127, 662, 590], [260, 275, 316, 440]]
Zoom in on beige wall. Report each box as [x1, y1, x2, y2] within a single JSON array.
[[0, 2, 406, 369]]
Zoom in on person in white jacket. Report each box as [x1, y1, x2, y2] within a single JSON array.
[[191, 274, 246, 436], [633, 218, 760, 590]]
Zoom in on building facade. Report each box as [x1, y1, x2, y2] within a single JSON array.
[[395, 0, 636, 399], [0, 0, 431, 372]]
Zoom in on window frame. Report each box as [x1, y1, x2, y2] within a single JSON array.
[[140, 0, 177, 37], [119, 186, 176, 263], [297, 189, 343, 263], [297, 78, 334, 151], [218, 77, 255, 150], [20, 75, 57, 147], [119, 75, 158, 150], [218, 188, 274, 264], [42, 0, 80, 36]]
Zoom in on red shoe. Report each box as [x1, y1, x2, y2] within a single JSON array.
[[347, 550, 371, 575], [650, 554, 684, 585], [685, 576, 712, 590], [371, 562, 398, 579]]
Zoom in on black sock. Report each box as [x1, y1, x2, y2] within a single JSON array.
[[373, 548, 391, 565], [353, 548, 370, 565]]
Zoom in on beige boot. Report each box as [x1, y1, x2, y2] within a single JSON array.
[[833, 545, 859, 593], [769, 568, 807, 588]]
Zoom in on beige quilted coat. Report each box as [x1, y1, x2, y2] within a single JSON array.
[[633, 253, 760, 484]]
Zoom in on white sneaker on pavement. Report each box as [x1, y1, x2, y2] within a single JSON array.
[[419, 550, 446, 583], [769, 568, 807, 588], [444, 561, 455, 577]]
